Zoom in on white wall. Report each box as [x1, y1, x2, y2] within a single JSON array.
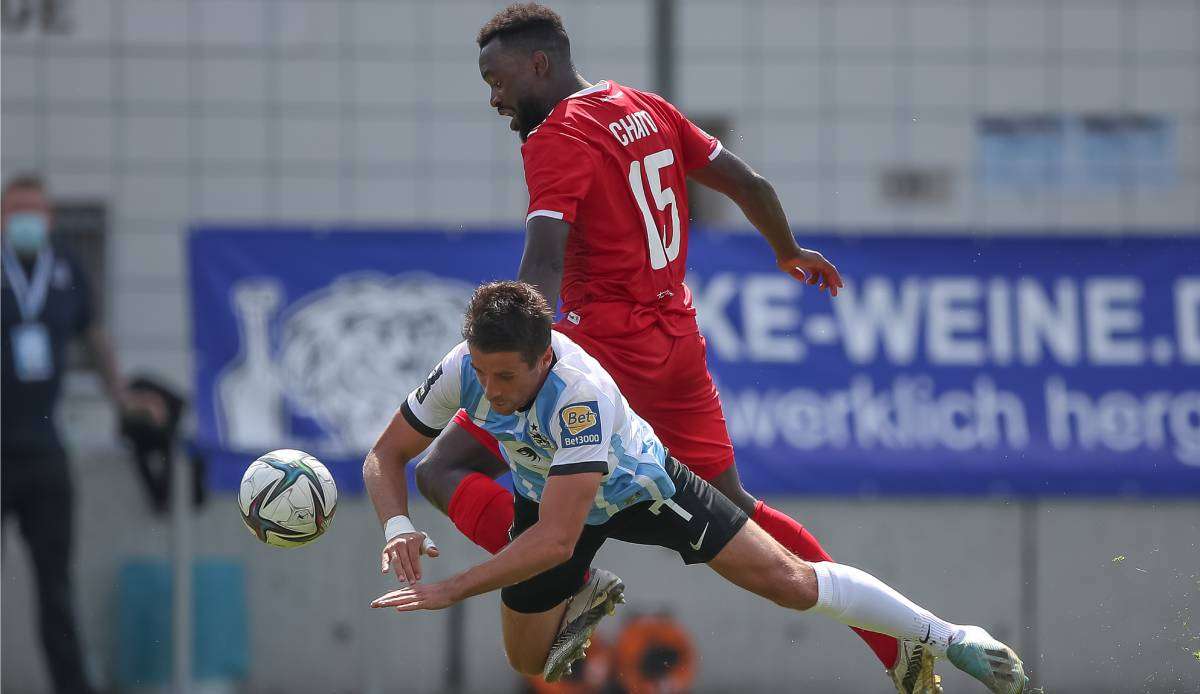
[[678, 0, 1199, 231]]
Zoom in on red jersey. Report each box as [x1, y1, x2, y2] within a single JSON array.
[[521, 80, 722, 340]]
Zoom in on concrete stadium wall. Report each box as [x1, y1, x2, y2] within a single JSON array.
[[2, 395, 1197, 693]]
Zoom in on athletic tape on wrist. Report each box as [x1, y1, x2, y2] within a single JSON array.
[[384, 515, 437, 552], [384, 515, 417, 541]]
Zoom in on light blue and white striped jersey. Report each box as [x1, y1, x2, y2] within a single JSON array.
[[401, 331, 676, 524]]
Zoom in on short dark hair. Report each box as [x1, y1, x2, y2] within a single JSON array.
[[462, 281, 553, 366], [477, 3, 571, 64], [3, 173, 46, 198]]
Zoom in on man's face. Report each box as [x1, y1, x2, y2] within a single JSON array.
[[479, 39, 552, 142], [1, 185, 51, 233], [467, 344, 553, 416], [1, 185, 52, 254]]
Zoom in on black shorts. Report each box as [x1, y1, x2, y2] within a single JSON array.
[[501, 456, 749, 614]]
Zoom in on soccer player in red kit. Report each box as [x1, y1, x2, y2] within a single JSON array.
[[388, 4, 939, 692]]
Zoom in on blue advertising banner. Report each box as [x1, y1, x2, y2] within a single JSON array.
[[189, 228, 1200, 496]]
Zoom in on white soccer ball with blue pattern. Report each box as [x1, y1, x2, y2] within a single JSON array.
[[238, 449, 337, 548]]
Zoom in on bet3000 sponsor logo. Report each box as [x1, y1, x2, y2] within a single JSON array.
[[560, 402, 602, 448]]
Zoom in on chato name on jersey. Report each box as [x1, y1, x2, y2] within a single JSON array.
[[608, 110, 660, 147]]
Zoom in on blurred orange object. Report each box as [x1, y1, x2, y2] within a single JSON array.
[[614, 614, 696, 693]]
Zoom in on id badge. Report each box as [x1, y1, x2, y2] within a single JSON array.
[[11, 322, 53, 382]]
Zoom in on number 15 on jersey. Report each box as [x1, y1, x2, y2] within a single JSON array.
[[628, 149, 681, 270]]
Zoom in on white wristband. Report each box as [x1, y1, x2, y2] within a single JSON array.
[[384, 515, 417, 541], [384, 515, 437, 553]]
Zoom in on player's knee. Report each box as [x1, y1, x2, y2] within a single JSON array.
[[765, 559, 818, 611], [413, 446, 467, 502], [707, 469, 758, 515], [728, 486, 759, 516], [412, 455, 442, 500], [787, 561, 820, 611]]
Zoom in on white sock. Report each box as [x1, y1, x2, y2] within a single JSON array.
[[809, 561, 965, 657]]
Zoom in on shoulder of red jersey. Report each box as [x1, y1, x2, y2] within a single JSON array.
[[524, 80, 631, 140], [519, 120, 593, 166], [521, 79, 720, 169]]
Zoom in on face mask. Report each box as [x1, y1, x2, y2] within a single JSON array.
[[5, 212, 49, 255]]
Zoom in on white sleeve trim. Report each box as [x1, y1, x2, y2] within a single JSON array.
[[567, 80, 610, 99], [708, 140, 724, 161], [527, 209, 566, 222]]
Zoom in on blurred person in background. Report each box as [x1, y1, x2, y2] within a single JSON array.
[[1, 173, 159, 694]]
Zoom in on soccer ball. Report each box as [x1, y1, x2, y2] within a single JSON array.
[[238, 449, 337, 548]]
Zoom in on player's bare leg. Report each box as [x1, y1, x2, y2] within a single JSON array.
[[413, 420, 508, 513], [501, 600, 571, 676], [706, 521, 1029, 694], [705, 464, 760, 514], [500, 569, 627, 682], [706, 464, 937, 692], [413, 420, 513, 553], [638, 368, 919, 687]]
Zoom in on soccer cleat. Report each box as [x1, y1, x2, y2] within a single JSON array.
[[946, 626, 1030, 694], [542, 568, 626, 683], [888, 640, 943, 694]]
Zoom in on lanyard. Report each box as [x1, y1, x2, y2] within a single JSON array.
[[2, 246, 55, 322]]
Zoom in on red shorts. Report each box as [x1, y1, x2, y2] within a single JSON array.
[[452, 326, 735, 481]]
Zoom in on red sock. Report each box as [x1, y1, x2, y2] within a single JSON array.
[[753, 501, 900, 670], [447, 473, 513, 555]]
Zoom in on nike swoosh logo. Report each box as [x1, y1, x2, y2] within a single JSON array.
[[689, 522, 710, 551], [599, 91, 625, 101], [919, 624, 931, 644]]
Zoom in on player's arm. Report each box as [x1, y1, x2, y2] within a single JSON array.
[[688, 149, 843, 296], [363, 408, 441, 582], [441, 471, 600, 600], [517, 215, 569, 312], [363, 407, 433, 532], [434, 392, 610, 601], [372, 471, 602, 611], [365, 353, 461, 582], [518, 129, 596, 312]]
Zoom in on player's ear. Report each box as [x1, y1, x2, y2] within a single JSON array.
[[531, 50, 550, 78]]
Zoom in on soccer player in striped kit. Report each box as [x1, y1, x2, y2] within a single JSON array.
[[367, 282, 1029, 694]]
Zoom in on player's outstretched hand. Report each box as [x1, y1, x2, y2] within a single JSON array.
[[371, 580, 458, 612], [776, 248, 844, 296], [381, 531, 439, 584]]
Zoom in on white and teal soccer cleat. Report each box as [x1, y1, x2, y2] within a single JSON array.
[[888, 640, 943, 694], [946, 626, 1030, 694], [542, 568, 626, 683]]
